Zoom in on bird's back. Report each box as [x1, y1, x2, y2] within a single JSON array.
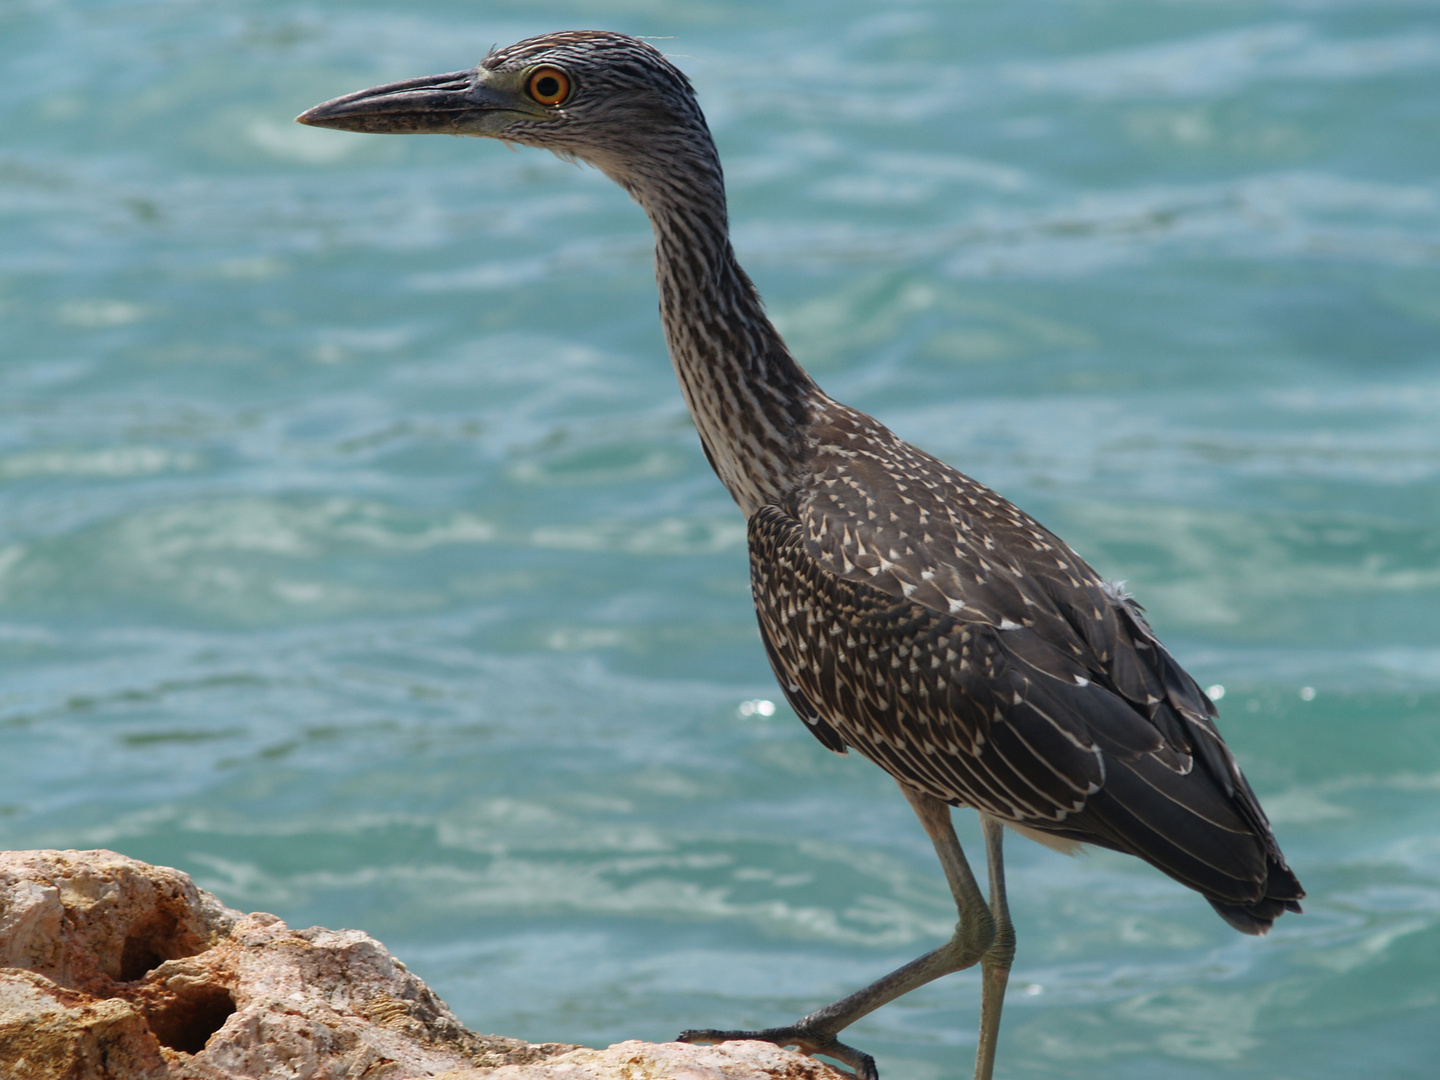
[[751, 399, 1303, 933]]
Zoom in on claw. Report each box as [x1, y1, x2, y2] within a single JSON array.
[[677, 1027, 877, 1080]]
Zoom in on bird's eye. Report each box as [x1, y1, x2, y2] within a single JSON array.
[[526, 67, 571, 107]]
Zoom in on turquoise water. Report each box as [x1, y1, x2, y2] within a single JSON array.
[[3, 1, 1438, 1076]]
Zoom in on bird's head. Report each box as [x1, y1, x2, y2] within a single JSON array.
[[297, 31, 716, 197]]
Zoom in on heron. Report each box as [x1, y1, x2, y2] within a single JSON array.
[[298, 31, 1303, 1080]]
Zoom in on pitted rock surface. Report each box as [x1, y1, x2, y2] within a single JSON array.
[[0, 850, 844, 1080]]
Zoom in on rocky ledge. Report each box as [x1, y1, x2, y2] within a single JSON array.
[[0, 850, 842, 1080]]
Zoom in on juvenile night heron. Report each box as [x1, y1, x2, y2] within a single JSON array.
[[299, 31, 1303, 1080]]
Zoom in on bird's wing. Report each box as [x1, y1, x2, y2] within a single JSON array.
[[755, 501, 1146, 815], [789, 412, 1264, 814], [749, 498, 1287, 905]]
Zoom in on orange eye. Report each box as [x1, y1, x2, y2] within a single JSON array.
[[526, 66, 571, 107]]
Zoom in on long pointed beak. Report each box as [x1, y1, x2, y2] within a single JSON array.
[[296, 69, 522, 135]]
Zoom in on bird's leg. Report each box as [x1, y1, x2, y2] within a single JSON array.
[[678, 785, 996, 1080], [974, 815, 1015, 1080]]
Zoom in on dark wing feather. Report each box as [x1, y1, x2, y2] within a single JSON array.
[[749, 435, 1303, 933], [758, 618, 848, 754]]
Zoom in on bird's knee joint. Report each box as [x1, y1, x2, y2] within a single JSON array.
[[989, 939, 1017, 968], [952, 907, 997, 957], [984, 921, 1017, 969], [995, 920, 1015, 949]]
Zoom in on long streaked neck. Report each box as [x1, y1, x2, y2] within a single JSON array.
[[616, 143, 822, 516]]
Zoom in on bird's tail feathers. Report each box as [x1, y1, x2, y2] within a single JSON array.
[[1207, 856, 1305, 935]]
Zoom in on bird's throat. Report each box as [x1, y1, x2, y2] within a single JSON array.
[[644, 196, 821, 516]]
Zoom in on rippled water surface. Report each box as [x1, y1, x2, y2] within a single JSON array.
[[3, 2, 1438, 1076]]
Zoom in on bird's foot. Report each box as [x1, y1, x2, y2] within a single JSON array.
[[678, 1025, 878, 1080]]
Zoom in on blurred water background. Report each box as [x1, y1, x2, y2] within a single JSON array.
[[3, 1, 1439, 1076]]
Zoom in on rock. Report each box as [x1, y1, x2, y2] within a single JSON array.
[[435, 1040, 853, 1080], [0, 850, 846, 1080], [0, 849, 575, 1079]]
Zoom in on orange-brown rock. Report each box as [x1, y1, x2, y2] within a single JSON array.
[[0, 849, 575, 1079], [0, 850, 845, 1080]]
